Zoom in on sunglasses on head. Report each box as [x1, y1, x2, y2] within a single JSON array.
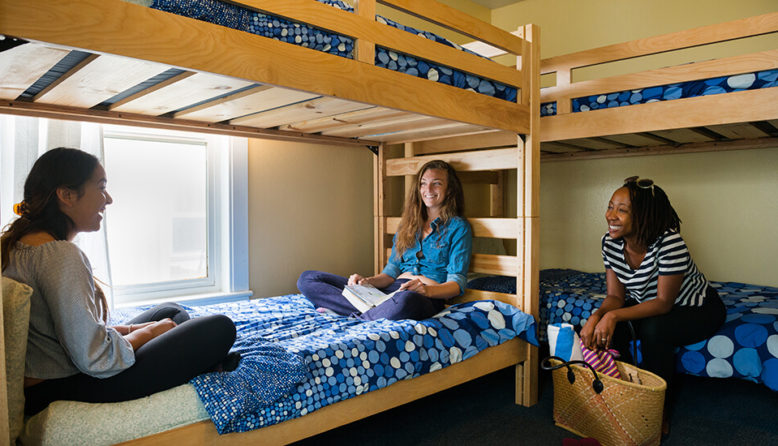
[[624, 176, 655, 195]]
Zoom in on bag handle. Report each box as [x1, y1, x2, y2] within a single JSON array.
[[541, 355, 604, 394]]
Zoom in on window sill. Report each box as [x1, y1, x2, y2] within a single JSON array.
[[114, 290, 254, 309]]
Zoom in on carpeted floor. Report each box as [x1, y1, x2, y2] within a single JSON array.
[[292, 364, 778, 445]]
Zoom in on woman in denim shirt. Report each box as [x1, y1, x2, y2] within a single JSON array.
[[298, 160, 472, 320]]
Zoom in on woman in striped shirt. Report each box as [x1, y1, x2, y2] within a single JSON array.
[[580, 176, 725, 435]]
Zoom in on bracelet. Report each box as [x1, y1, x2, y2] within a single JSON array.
[[129, 324, 134, 333]]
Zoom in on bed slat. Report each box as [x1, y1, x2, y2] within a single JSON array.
[[110, 72, 253, 116], [470, 253, 518, 276], [413, 130, 517, 154], [33, 53, 165, 108], [375, 122, 492, 143], [279, 107, 405, 133], [650, 128, 715, 144], [386, 147, 519, 175], [230, 97, 372, 129], [321, 114, 445, 138], [173, 85, 318, 122], [385, 217, 517, 239], [598, 133, 666, 147], [703, 123, 771, 140], [0, 43, 67, 100], [458, 289, 519, 307]]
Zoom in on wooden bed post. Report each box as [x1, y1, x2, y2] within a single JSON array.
[[403, 142, 416, 195], [516, 23, 541, 407], [355, 0, 376, 65], [0, 225, 9, 442], [374, 143, 387, 275]]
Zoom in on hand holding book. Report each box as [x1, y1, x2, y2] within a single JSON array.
[[341, 284, 399, 313]]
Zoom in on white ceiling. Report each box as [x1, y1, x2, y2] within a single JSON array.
[[468, 0, 521, 8]]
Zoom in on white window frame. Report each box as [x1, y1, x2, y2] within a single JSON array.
[[102, 125, 250, 307]]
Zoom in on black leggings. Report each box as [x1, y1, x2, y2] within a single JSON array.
[[611, 287, 725, 409], [24, 303, 236, 415]]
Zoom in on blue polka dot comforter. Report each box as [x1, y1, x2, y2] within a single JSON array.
[[540, 69, 778, 117], [114, 294, 537, 434], [148, 0, 516, 102], [468, 270, 778, 391]]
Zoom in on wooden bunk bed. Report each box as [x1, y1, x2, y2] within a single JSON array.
[[466, 12, 778, 394], [537, 12, 778, 159], [0, 0, 540, 444]]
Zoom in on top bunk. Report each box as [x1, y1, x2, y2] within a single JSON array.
[[538, 12, 778, 160], [0, 0, 536, 148]]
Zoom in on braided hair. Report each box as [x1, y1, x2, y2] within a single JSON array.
[[623, 179, 681, 248]]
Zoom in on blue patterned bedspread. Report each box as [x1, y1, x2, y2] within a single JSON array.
[[149, 0, 516, 102], [468, 270, 778, 391], [113, 294, 537, 434], [540, 69, 778, 117]]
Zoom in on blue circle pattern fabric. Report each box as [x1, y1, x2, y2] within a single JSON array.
[[468, 270, 778, 391], [113, 295, 537, 434], [150, 0, 516, 103], [540, 69, 778, 117]]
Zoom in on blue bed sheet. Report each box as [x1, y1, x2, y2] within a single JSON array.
[[149, 0, 516, 102], [113, 294, 537, 434], [468, 270, 778, 391], [540, 69, 778, 117]]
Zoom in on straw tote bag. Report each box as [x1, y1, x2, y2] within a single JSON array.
[[541, 356, 666, 446]]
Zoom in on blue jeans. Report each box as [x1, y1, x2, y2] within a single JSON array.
[[297, 270, 445, 321]]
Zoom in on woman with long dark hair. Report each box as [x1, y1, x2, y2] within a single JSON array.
[[297, 159, 472, 321], [580, 176, 726, 435], [2, 147, 237, 415]]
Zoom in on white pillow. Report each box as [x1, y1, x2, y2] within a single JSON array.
[[1, 276, 33, 444]]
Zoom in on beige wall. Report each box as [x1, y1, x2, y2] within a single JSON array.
[[540, 149, 778, 286], [247, 139, 374, 297], [492, 0, 777, 59], [489, 0, 778, 286]]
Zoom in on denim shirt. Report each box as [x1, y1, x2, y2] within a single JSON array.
[[381, 216, 473, 295]]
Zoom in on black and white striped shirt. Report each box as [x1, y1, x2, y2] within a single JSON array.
[[601, 230, 709, 307]]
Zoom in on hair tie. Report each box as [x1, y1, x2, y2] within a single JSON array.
[[13, 202, 28, 217]]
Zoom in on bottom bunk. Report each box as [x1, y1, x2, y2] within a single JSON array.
[[468, 270, 778, 392], [19, 294, 537, 445]]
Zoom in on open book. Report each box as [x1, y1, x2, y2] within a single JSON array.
[[342, 284, 399, 313]]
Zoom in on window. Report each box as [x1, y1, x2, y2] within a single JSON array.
[[0, 116, 247, 305], [101, 125, 249, 305]]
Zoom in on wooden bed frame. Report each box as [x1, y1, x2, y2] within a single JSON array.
[[537, 12, 778, 160], [459, 12, 777, 160], [0, 0, 540, 444]]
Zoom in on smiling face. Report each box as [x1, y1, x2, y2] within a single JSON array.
[[59, 164, 113, 239], [419, 168, 448, 213], [605, 187, 634, 240]]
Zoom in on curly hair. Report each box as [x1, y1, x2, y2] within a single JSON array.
[[394, 160, 465, 258]]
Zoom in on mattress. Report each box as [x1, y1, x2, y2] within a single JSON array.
[[147, 0, 517, 102], [468, 270, 778, 391], [22, 294, 537, 444], [540, 68, 778, 117]]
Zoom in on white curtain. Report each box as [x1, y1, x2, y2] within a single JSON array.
[[0, 115, 115, 308]]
